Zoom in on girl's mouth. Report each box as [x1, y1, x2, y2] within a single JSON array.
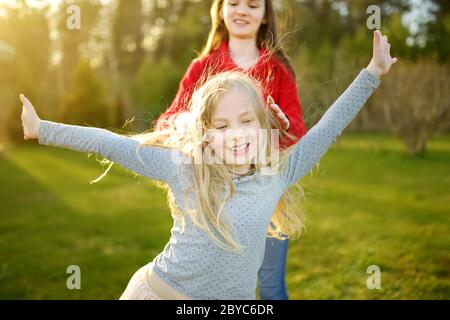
[[233, 18, 249, 25], [228, 143, 250, 155]]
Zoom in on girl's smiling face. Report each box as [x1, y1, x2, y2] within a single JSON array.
[[222, 0, 266, 39], [209, 87, 261, 173]]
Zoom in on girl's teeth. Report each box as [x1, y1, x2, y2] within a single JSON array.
[[230, 143, 248, 151]]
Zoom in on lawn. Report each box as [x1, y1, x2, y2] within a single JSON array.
[[0, 134, 449, 299]]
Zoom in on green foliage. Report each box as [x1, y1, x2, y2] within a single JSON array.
[[61, 59, 116, 128], [0, 3, 50, 81], [112, 0, 144, 75], [1, 3, 51, 143], [5, 59, 37, 143], [152, 0, 211, 65], [383, 13, 412, 60], [131, 56, 181, 124], [424, 12, 450, 61], [57, 0, 103, 87]]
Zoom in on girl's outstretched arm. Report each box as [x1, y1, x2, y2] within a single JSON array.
[[19, 95, 180, 183], [282, 30, 397, 188]]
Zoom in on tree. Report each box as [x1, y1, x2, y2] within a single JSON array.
[[109, 0, 145, 124], [57, 0, 104, 92], [131, 56, 181, 129], [377, 59, 450, 155], [61, 59, 116, 128], [112, 0, 144, 75], [424, 0, 450, 61], [151, 0, 211, 65], [2, 2, 51, 143]]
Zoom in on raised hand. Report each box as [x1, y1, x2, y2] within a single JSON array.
[[366, 30, 398, 79], [19, 94, 41, 140], [267, 95, 290, 131]]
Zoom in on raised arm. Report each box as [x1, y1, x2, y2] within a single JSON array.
[[281, 30, 397, 188], [19, 95, 180, 183]]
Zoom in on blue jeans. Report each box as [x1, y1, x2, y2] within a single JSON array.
[[257, 236, 289, 300]]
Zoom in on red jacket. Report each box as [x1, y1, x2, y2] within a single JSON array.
[[157, 41, 307, 146]]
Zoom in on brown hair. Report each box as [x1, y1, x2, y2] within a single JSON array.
[[200, 0, 296, 77]]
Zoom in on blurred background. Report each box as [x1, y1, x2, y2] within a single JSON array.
[[0, 0, 449, 299]]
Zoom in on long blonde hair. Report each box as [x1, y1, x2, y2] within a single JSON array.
[[95, 71, 305, 252]]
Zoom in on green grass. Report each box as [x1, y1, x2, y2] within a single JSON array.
[[0, 134, 449, 299]]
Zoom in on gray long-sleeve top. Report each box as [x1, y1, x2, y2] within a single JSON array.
[[38, 68, 381, 299]]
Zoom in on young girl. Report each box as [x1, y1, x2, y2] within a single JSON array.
[[20, 30, 396, 300], [157, 0, 307, 300]]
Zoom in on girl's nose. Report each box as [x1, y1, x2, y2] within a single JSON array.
[[227, 128, 245, 142], [236, 5, 248, 16]]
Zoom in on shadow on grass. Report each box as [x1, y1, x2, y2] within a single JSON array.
[[0, 151, 169, 299]]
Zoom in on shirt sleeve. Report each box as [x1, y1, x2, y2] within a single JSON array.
[[38, 120, 181, 183], [277, 64, 308, 148], [156, 58, 204, 130], [281, 68, 381, 189]]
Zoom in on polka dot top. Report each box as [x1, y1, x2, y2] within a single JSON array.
[[38, 68, 381, 299]]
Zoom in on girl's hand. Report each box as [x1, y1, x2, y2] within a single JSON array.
[[267, 95, 290, 131], [173, 112, 192, 132], [366, 30, 398, 79], [19, 94, 41, 140]]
